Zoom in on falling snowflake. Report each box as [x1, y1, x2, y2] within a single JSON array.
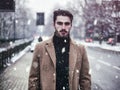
[[95, 85, 98, 89], [45, 52, 48, 55], [115, 75, 118, 79], [76, 69, 79, 73], [33, 62, 38, 68], [61, 60, 64, 63], [89, 69, 92, 74], [13, 67, 16, 71], [62, 47, 65, 53], [53, 73, 56, 76], [64, 39, 67, 43], [63, 86, 65, 90], [26, 66, 30, 73]]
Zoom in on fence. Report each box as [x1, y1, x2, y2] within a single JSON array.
[[0, 40, 32, 70]]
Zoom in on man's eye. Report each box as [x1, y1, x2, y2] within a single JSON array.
[[65, 22, 70, 25], [56, 22, 71, 26], [57, 22, 63, 25]]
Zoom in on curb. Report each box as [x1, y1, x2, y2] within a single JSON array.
[[87, 46, 120, 55]]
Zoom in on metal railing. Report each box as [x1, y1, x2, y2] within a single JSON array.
[[0, 40, 32, 69]]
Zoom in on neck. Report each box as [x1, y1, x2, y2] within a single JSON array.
[[53, 34, 70, 46]]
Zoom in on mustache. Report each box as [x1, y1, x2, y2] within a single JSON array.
[[60, 29, 67, 33]]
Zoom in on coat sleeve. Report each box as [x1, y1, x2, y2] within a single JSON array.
[[28, 44, 41, 90], [79, 46, 91, 90]]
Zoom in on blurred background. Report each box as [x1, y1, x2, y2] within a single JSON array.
[[0, 0, 120, 90], [0, 0, 120, 45]]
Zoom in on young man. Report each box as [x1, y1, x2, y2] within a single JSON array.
[[28, 9, 91, 90]]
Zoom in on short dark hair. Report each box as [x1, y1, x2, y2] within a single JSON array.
[[53, 9, 73, 23]]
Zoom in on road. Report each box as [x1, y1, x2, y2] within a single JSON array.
[[88, 47, 120, 90], [0, 47, 120, 90]]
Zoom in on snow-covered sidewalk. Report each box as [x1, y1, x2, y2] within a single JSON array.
[[76, 40, 120, 52], [11, 46, 30, 63]]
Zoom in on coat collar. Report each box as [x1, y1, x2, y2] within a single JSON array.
[[45, 37, 77, 73], [45, 37, 56, 68]]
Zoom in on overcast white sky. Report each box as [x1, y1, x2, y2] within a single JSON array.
[[25, 0, 73, 34], [26, 0, 73, 18]]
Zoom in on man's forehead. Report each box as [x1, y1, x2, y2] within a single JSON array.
[[56, 15, 71, 22]]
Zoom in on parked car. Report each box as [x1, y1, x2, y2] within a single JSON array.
[[107, 38, 115, 45], [85, 37, 93, 42]]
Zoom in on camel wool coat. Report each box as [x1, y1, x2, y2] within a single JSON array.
[[28, 37, 91, 90]]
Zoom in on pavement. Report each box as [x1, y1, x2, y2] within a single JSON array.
[[0, 51, 32, 90]]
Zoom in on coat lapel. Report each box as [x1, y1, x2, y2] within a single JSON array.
[[69, 40, 77, 85], [45, 38, 56, 69]]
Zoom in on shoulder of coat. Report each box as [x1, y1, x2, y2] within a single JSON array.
[[71, 39, 84, 48], [36, 38, 52, 47]]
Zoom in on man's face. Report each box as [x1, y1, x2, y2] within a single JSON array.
[[54, 15, 72, 37]]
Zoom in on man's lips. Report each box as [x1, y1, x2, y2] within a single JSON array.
[[60, 30, 67, 33], [60, 31, 67, 35]]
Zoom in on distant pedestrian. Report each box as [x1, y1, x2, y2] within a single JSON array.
[[28, 9, 91, 90], [99, 35, 103, 44], [38, 36, 42, 42]]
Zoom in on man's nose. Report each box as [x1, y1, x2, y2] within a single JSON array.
[[62, 24, 66, 29]]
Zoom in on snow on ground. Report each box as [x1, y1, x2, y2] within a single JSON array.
[[76, 40, 120, 52], [11, 46, 30, 63]]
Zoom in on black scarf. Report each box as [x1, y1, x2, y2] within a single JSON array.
[[53, 35, 70, 90]]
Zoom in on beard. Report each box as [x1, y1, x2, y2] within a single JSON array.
[[55, 29, 70, 38]]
